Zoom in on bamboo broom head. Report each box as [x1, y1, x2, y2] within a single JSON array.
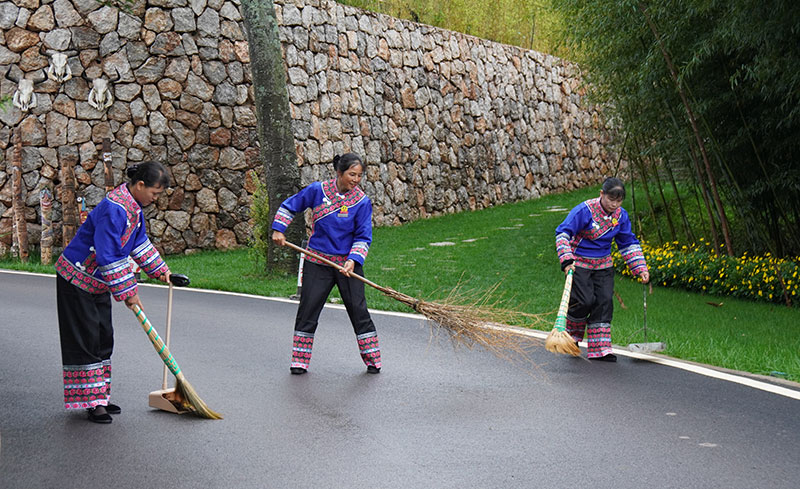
[[545, 328, 581, 356], [175, 373, 224, 419], [377, 283, 548, 363]]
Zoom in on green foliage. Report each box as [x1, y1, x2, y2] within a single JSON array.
[[615, 240, 800, 306], [551, 0, 800, 257], [338, 0, 566, 55], [248, 176, 271, 270]]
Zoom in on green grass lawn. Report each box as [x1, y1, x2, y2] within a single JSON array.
[[4, 186, 799, 381]]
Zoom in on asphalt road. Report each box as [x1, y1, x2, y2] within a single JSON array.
[[1, 270, 798, 489]]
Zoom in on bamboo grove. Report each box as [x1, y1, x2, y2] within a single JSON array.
[[549, 0, 800, 258]]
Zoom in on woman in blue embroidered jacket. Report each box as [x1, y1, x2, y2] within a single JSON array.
[[555, 177, 650, 362], [272, 153, 381, 375], [56, 161, 172, 423]]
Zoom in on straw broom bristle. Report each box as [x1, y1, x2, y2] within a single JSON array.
[[376, 283, 547, 362], [175, 373, 223, 419], [545, 328, 581, 356], [133, 305, 223, 420]]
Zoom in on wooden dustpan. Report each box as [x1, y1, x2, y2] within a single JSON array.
[[149, 273, 191, 413]]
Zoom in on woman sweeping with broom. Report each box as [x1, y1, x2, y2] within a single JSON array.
[[56, 161, 172, 423], [272, 153, 382, 375], [554, 177, 649, 362]]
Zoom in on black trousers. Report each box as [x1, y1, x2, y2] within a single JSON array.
[[567, 266, 615, 324], [57, 275, 114, 366], [295, 261, 376, 336], [56, 275, 114, 409]]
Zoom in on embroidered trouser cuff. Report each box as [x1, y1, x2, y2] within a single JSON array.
[[291, 332, 314, 369], [586, 323, 613, 358], [63, 361, 111, 410], [357, 332, 381, 368], [566, 315, 587, 342]]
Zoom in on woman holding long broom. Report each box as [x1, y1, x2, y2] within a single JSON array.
[[555, 177, 649, 362], [55, 161, 172, 423], [271, 152, 382, 375]]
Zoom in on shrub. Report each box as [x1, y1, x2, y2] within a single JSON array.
[[248, 177, 270, 270], [614, 239, 800, 306]]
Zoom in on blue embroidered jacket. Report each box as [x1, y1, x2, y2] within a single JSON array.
[[555, 197, 648, 276], [55, 184, 169, 301], [272, 179, 372, 266]]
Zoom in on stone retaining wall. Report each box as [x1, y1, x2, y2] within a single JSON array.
[[274, 0, 618, 226], [0, 0, 618, 256]]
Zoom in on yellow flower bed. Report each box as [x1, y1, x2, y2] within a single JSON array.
[[613, 238, 800, 306]]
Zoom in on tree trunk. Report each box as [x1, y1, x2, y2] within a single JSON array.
[[12, 131, 28, 262], [241, 0, 303, 273]]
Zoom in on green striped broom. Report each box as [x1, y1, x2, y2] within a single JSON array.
[[132, 305, 223, 419], [545, 269, 581, 356]]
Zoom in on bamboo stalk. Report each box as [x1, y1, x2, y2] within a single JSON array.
[[648, 156, 676, 241], [663, 159, 696, 242]]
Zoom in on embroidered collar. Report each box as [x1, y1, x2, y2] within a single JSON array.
[[586, 197, 621, 224], [107, 184, 141, 246], [313, 179, 366, 223], [321, 179, 364, 204]]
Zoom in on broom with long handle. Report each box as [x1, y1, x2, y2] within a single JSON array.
[[283, 241, 544, 360], [132, 304, 223, 419], [545, 268, 581, 356], [149, 274, 192, 414]]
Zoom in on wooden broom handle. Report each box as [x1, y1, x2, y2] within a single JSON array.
[[283, 241, 385, 292], [161, 282, 174, 390]]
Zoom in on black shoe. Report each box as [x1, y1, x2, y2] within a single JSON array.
[[367, 366, 381, 374], [590, 353, 617, 362], [290, 367, 307, 375], [87, 407, 112, 424], [106, 403, 121, 415]]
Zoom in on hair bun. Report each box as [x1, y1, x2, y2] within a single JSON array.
[[332, 154, 341, 165], [126, 164, 140, 179]]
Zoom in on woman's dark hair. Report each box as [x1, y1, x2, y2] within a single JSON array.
[[333, 153, 364, 173], [602, 177, 626, 200], [126, 161, 171, 188]]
